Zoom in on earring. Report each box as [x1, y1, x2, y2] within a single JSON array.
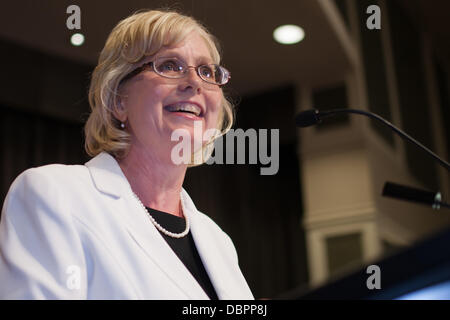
[[120, 122, 125, 129]]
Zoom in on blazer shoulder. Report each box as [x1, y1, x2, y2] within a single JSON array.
[[26, 162, 87, 177], [12, 163, 88, 186], [4, 163, 90, 207]]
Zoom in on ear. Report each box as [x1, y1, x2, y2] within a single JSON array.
[[112, 96, 127, 123]]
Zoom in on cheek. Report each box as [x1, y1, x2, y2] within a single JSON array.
[[130, 86, 171, 123], [151, 84, 171, 101], [206, 92, 223, 127], [139, 85, 166, 111], [126, 77, 170, 109]]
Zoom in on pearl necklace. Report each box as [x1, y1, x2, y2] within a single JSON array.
[[131, 191, 190, 238]]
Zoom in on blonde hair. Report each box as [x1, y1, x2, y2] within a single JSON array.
[[84, 9, 234, 162]]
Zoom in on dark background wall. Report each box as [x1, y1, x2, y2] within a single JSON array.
[[0, 39, 91, 202]]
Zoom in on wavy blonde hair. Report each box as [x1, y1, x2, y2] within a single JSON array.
[[84, 9, 234, 163]]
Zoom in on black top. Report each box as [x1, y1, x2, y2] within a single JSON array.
[[145, 207, 219, 300]]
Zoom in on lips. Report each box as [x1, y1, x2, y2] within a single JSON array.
[[164, 101, 204, 117]]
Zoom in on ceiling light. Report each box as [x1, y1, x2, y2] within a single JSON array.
[[70, 33, 85, 46], [273, 25, 305, 45]]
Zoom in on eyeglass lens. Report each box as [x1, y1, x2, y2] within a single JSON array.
[[153, 57, 228, 85]]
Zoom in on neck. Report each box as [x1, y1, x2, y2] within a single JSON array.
[[118, 145, 187, 218]]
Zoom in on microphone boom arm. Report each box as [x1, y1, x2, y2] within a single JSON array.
[[316, 108, 450, 172]]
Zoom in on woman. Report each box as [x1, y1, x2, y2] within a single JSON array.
[[0, 9, 253, 300]]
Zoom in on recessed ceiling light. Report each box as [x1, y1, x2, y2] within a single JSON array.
[[273, 25, 305, 45], [71, 33, 85, 46]]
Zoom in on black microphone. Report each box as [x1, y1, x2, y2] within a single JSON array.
[[295, 109, 322, 127], [295, 108, 450, 172], [382, 181, 449, 210]]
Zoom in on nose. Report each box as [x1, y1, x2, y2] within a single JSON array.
[[178, 67, 202, 93]]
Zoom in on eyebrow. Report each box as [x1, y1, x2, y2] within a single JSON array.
[[156, 51, 214, 65]]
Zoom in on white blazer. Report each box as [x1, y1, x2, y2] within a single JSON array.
[[0, 152, 254, 300]]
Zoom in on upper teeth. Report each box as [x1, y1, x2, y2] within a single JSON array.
[[166, 103, 201, 116]]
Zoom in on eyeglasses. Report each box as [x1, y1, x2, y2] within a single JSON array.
[[119, 56, 231, 86]]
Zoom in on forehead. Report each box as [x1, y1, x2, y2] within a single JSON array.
[[156, 32, 215, 63]]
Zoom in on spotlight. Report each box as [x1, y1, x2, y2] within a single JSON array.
[[71, 33, 85, 46], [273, 25, 305, 45]]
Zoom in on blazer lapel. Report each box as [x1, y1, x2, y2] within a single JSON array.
[[122, 193, 209, 299], [181, 189, 246, 300], [85, 152, 209, 299]]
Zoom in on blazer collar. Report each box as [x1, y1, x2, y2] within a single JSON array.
[[84, 152, 128, 198]]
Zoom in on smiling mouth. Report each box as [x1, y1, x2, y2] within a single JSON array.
[[164, 102, 203, 117]]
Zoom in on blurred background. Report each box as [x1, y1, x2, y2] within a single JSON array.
[[0, 0, 449, 299]]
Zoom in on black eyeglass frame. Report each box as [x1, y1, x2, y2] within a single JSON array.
[[119, 58, 231, 86]]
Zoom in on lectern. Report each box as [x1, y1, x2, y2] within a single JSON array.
[[279, 226, 450, 299]]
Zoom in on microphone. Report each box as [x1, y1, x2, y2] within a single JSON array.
[[382, 181, 449, 210], [295, 108, 450, 171], [295, 109, 334, 127], [295, 109, 322, 127]]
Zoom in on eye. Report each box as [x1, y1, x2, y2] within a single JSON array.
[[199, 65, 214, 79], [156, 59, 184, 74]]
